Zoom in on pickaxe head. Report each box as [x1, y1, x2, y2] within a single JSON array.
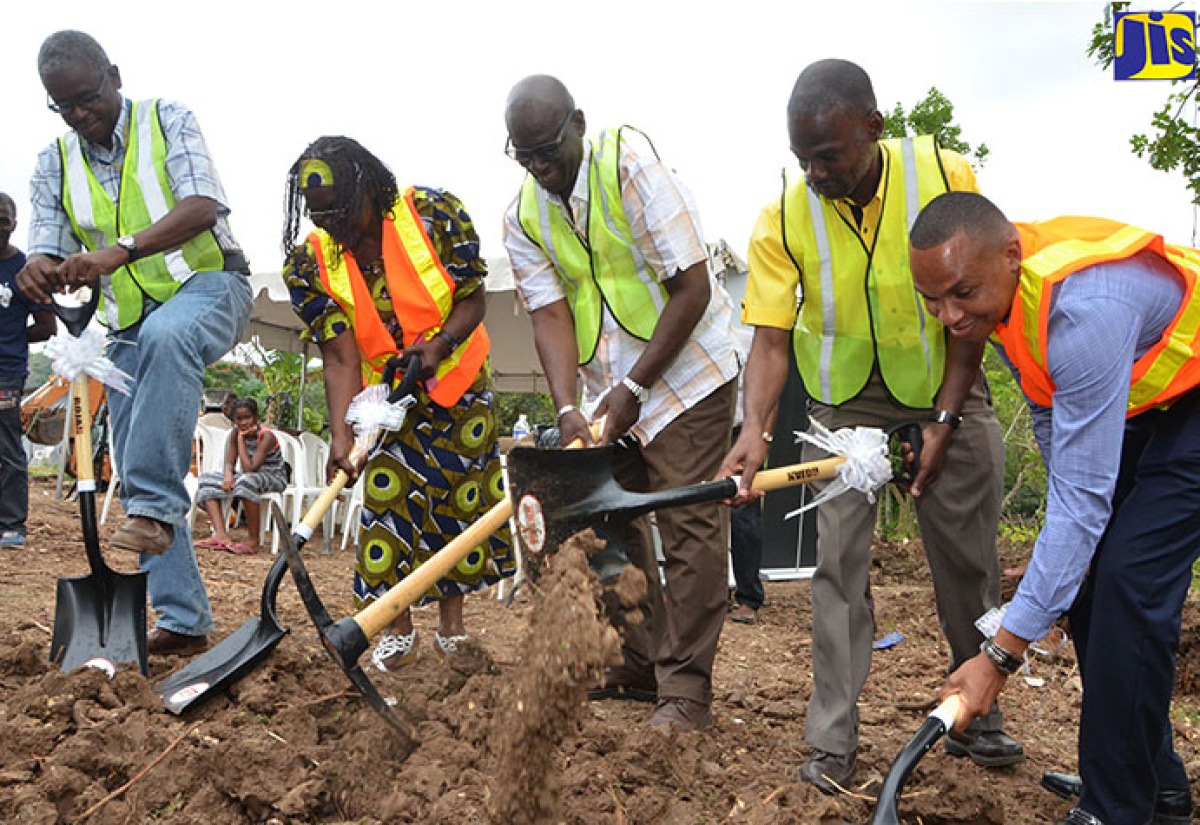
[[273, 503, 416, 752]]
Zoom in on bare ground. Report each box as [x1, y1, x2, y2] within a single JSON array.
[[1, 476, 1199, 824]]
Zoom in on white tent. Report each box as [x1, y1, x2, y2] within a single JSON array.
[[246, 261, 547, 394], [244, 241, 747, 396]]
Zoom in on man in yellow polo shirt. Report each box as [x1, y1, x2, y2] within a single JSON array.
[[719, 58, 1023, 792]]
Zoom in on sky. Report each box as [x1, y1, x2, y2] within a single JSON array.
[[2, 0, 1197, 282]]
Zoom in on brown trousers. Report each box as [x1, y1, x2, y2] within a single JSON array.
[[606, 379, 736, 705]]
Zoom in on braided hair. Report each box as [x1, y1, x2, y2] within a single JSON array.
[[281, 136, 399, 264]]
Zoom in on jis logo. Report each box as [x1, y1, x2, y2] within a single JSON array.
[[1114, 10, 1198, 80]]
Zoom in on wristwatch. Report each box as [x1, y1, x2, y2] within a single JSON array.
[[622, 376, 650, 404], [116, 235, 139, 263], [931, 409, 963, 429]]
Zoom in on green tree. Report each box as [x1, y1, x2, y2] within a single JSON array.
[[1089, 2, 1200, 205], [25, 352, 53, 393], [882, 87, 990, 167]]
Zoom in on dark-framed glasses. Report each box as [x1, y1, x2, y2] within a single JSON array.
[[504, 110, 577, 166], [47, 70, 111, 115], [304, 204, 348, 221]]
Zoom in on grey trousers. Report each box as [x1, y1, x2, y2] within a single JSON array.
[[804, 371, 1005, 755]]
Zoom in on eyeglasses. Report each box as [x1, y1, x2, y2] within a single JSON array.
[[47, 70, 111, 115], [304, 205, 348, 221], [504, 110, 577, 166]]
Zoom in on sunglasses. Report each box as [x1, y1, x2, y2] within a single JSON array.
[[504, 110, 577, 166], [304, 204, 348, 221], [47, 70, 111, 115]]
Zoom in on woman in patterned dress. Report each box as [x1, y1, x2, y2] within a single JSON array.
[[282, 136, 514, 670]]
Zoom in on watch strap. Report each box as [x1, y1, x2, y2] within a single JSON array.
[[622, 376, 649, 404], [931, 409, 963, 429]]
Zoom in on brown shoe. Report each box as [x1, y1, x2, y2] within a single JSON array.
[[148, 628, 208, 656], [649, 697, 712, 732], [730, 604, 758, 625], [111, 517, 174, 556]]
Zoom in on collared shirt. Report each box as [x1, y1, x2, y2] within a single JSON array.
[[995, 251, 1183, 642], [28, 98, 241, 261], [502, 134, 739, 443], [743, 144, 978, 331]]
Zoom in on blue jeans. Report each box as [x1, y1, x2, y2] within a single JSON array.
[[107, 271, 252, 635], [0, 380, 27, 536]]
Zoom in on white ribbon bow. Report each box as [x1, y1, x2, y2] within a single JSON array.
[[44, 328, 133, 396], [785, 420, 894, 519]]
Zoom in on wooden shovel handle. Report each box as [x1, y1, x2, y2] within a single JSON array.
[[749, 456, 846, 493], [70, 378, 95, 488], [296, 444, 369, 537], [354, 422, 602, 640]]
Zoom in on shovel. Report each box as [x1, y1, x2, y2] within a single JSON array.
[[867, 694, 965, 825], [506, 421, 923, 577], [158, 355, 422, 714], [278, 413, 605, 735], [48, 289, 149, 676]]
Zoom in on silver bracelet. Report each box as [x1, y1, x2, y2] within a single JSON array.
[[556, 404, 579, 421], [981, 637, 1022, 675]]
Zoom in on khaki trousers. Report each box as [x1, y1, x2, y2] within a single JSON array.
[[804, 371, 1005, 755]]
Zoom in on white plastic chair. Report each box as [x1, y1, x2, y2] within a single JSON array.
[[100, 426, 120, 525], [260, 430, 302, 554], [187, 422, 231, 529], [295, 431, 341, 551], [339, 476, 365, 552]]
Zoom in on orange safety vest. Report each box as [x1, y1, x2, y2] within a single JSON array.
[[994, 217, 1200, 417], [309, 188, 490, 407]]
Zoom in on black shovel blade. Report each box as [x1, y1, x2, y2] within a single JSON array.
[[50, 491, 148, 676], [506, 444, 736, 576], [157, 554, 290, 714], [50, 567, 148, 676], [273, 503, 416, 752]]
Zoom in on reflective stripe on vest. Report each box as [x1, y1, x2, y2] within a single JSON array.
[[310, 188, 489, 407], [517, 127, 668, 365], [58, 99, 224, 329], [995, 217, 1200, 416], [782, 135, 948, 407]]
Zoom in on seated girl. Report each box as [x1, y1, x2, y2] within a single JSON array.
[[194, 398, 289, 555]]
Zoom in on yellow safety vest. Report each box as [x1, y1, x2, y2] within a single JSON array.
[[309, 188, 489, 408], [58, 99, 225, 330], [996, 217, 1200, 416], [517, 127, 669, 365], [782, 135, 949, 407]]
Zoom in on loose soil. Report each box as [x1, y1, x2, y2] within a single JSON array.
[[2, 477, 1199, 824]]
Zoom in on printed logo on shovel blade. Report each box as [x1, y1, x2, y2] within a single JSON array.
[[517, 494, 546, 554]]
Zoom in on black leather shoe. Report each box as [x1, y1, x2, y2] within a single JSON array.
[[1058, 808, 1104, 825], [1041, 771, 1083, 799], [586, 665, 657, 703], [1151, 787, 1193, 825], [945, 729, 1026, 767], [1040, 771, 1192, 824], [798, 749, 856, 795]]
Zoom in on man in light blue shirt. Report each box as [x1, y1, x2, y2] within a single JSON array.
[[909, 191, 1199, 825], [18, 30, 253, 658]]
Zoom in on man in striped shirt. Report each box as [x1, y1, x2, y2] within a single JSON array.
[[503, 74, 740, 733]]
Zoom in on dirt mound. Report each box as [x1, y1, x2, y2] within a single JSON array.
[[0, 478, 1198, 823]]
